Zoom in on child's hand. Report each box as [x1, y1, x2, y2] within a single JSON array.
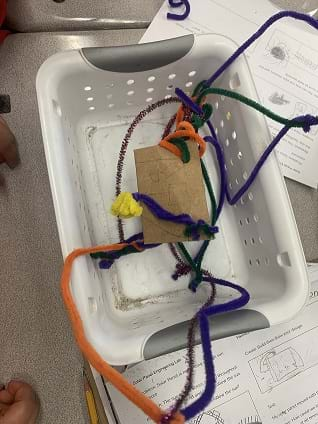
[[0, 117, 19, 168], [0, 381, 39, 424]]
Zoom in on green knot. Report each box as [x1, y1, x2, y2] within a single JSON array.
[[192, 103, 213, 130], [189, 270, 203, 292], [184, 220, 216, 241], [169, 137, 191, 163]]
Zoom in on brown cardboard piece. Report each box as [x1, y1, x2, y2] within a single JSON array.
[[134, 141, 210, 244]]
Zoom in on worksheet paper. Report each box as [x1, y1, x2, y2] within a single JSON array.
[[140, 0, 318, 188], [107, 280, 318, 424]]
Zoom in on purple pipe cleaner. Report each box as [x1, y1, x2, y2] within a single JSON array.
[[133, 192, 219, 239], [206, 115, 318, 206], [167, 0, 190, 21], [181, 275, 250, 420], [175, 89, 318, 209]]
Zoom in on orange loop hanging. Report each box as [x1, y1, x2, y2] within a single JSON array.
[[159, 120, 206, 158], [61, 242, 185, 424]]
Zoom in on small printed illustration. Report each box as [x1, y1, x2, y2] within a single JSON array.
[[194, 392, 261, 424], [268, 91, 290, 106], [264, 36, 290, 68], [249, 346, 306, 393], [260, 348, 304, 382]]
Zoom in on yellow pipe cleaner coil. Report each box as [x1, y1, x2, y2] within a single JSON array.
[[111, 192, 143, 218]]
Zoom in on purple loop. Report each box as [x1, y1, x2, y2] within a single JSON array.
[[99, 259, 114, 270], [167, 0, 190, 20]]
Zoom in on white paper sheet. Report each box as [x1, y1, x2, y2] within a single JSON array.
[[140, 0, 318, 188], [107, 279, 318, 424]]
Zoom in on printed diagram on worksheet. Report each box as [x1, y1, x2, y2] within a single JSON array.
[[252, 29, 318, 138], [248, 326, 318, 393], [190, 391, 261, 424], [263, 29, 318, 73]]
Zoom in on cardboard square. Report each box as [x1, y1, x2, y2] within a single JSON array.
[[134, 141, 210, 244]]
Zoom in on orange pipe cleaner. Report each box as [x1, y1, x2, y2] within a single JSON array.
[[159, 121, 206, 158], [61, 242, 185, 424]]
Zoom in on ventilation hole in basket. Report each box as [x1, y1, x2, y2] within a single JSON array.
[[229, 182, 232, 189], [168, 73, 176, 80], [84, 86, 92, 91], [253, 214, 259, 222], [106, 94, 113, 100], [237, 151, 243, 160], [188, 70, 196, 77], [127, 90, 135, 96], [244, 239, 248, 246], [86, 97, 94, 102], [265, 258, 270, 265], [215, 101, 219, 110], [256, 258, 261, 266], [245, 217, 250, 224], [259, 236, 263, 244], [232, 130, 237, 140], [226, 111, 232, 121], [215, 127, 218, 135], [148, 76, 156, 82], [243, 171, 248, 180], [225, 138, 229, 147], [185, 81, 193, 88], [277, 252, 291, 267], [229, 72, 241, 90], [88, 297, 98, 314], [67, 137, 70, 145], [146, 97, 153, 103], [224, 163, 227, 171], [230, 159, 234, 166], [251, 237, 255, 245], [52, 100, 62, 117], [108, 104, 114, 109], [147, 87, 154, 93], [240, 197, 245, 205], [235, 178, 239, 185], [89, 106, 95, 111], [248, 192, 254, 201], [166, 85, 173, 90], [239, 219, 243, 226], [127, 79, 135, 85], [165, 94, 172, 100], [249, 259, 253, 266], [220, 120, 224, 128]]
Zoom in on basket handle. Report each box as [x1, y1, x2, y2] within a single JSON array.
[[143, 309, 269, 360], [81, 34, 194, 72]]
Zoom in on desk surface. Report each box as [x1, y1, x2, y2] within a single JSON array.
[[6, 0, 162, 32]]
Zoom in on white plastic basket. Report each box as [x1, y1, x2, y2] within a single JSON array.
[[36, 34, 308, 366]]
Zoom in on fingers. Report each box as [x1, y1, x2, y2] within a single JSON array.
[[0, 118, 19, 169], [0, 402, 9, 417], [0, 141, 19, 169], [6, 381, 37, 403], [0, 389, 14, 405]]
